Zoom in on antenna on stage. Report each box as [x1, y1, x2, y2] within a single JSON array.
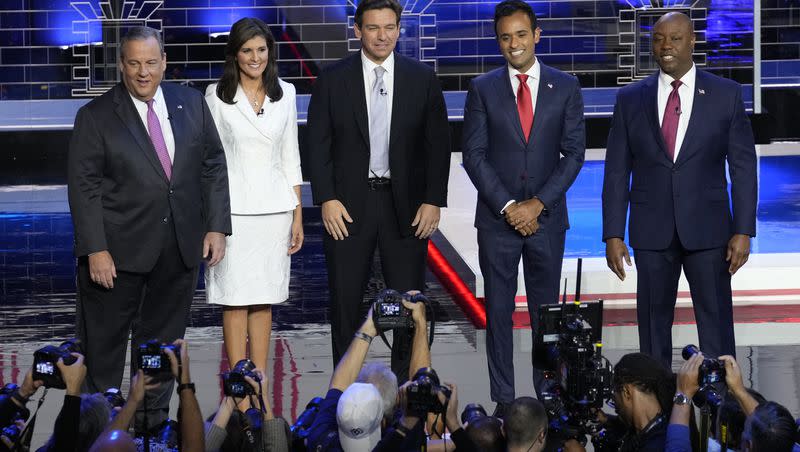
[[561, 277, 568, 304], [575, 258, 583, 302]]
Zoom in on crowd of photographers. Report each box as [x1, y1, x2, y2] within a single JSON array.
[[1, 290, 799, 452]]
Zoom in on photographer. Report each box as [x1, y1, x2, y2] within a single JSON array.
[[36, 353, 90, 452], [742, 402, 798, 452], [505, 397, 548, 452], [0, 369, 42, 428], [204, 370, 290, 451]]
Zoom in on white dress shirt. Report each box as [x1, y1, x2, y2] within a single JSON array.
[[502, 58, 541, 213], [362, 50, 394, 178], [129, 86, 175, 163], [657, 63, 696, 162]]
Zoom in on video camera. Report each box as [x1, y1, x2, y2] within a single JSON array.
[[372, 289, 414, 331], [290, 397, 324, 452], [682, 344, 725, 408], [137, 340, 180, 381], [222, 359, 260, 398], [407, 367, 451, 416], [534, 301, 614, 450], [32, 338, 82, 389]]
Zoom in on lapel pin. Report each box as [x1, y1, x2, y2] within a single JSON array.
[[547, 83, 553, 89], [177, 104, 183, 109], [698, 89, 705, 95]]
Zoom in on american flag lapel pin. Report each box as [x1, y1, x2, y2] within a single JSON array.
[[547, 83, 553, 89], [177, 104, 183, 109], [698, 89, 705, 95]]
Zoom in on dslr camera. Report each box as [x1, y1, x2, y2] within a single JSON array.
[[32, 338, 82, 389], [372, 289, 414, 331], [682, 344, 726, 407], [137, 340, 180, 381], [461, 403, 488, 426], [104, 388, 126, 409], [290, 397, 324, 452], [222, 359, 259, 398], [407, 367, 451, 416]]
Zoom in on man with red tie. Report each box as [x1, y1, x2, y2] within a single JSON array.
[[462, 0, 585, 417], [602, 12, 757, 368]]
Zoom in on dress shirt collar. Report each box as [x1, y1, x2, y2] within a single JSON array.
[[659, 63, 696, 91], [508, 57, 540, 83], [128, 85, 166, 109], [361, 50, 395, 77]]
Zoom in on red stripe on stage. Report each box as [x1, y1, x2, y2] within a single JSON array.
[[426, 242, 486, 329]]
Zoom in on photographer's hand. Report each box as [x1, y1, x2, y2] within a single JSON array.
[[330, 306, 376, 391], [164, 339, 191, 384], [440, 382, 462, 434], [18, 368, 43, 403], [402, 292, 427, 326], [56, 352, 87, 397], [718, 355, 758, 416], [396, 382, 421, 431], [165, 339, 204, 452], [670, 353, 702, 428], [106, 370, 157, 433], [212, 397, 236, 430], [404, 293, 432, 381], [244, 370, 274, 420]]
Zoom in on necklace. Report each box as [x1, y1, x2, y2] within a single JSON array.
[[242, 85, 264, 113]]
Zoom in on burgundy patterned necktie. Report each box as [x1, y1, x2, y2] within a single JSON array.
[[661, 80, 682, 161], [146, 99, 172, 180]]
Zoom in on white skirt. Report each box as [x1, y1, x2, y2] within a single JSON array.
[[205, 212, 293, 306]]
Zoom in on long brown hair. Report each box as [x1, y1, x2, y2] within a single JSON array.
[[216, 17, 282, 105]]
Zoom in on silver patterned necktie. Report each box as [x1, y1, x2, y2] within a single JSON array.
[[369, 66, 389, 178]]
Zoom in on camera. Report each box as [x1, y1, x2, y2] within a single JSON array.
[[222, 359, 259, 398], [104, 388, 126, 409], [682, 344, 725, 408], [372, 289, 414, 331], [32, 338, 82, 389], [290, 397, 324, 452], [137, 340, 180, 381], [407, 367, 451, 416], [461, 403, 488, 426]]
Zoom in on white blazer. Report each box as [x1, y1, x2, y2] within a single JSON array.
[[205, 79, 302, 215]]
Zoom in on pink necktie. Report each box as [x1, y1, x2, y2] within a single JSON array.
[[661, 80, 682, 161], [516, 74, 533, 142], [146, 99, 172, 180]]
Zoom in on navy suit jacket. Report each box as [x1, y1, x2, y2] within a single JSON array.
[[462, 63, 586, 232], [602, 70, 757, 251]]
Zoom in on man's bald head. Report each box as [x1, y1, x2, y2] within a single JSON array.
[[652, 11, 696, 79]]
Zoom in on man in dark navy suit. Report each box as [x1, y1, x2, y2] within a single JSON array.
[[602, 12, 757, 368], [462, 0, 585, 416]]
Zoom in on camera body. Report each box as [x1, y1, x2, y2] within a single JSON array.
[[137, 340, 180, 381], [290, 397, 324, 452], [407, 367, 451, 416], [461, 403, 487, 426], [682, 344, 725, 408], [32, 339, 82, 389], [222, 359, 259, 398], [372, 289, 414, 331], [104, 388, 126, 409]]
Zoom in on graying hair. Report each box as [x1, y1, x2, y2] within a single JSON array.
[[120, 26, 165, 59], [357, 362, 398, 420]]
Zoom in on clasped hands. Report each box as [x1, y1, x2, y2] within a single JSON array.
[[505, 198, 545, 237]]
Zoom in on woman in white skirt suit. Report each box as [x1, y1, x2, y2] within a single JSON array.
[[205, 17, 303, 376]]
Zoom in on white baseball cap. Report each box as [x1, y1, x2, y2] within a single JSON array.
[[336, 382, 384, 451]]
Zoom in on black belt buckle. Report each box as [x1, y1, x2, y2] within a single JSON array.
[[367, 177, 391, 191]]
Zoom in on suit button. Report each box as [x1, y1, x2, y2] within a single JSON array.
[[169, 189, 174, 195], [162, 217, 168, 223]]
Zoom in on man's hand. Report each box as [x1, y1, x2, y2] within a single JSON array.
[[440, 382, 461, 433], [563, 439, 587, 452], [288, 213, 304, 255], [128, 370, 158, 406], [360, 305, 378, 338], [20, 368, 43, 400], [244, 370, 274, 419], [203, 232, 226, 267], [505, 198, 544, 234], [677, 352, 703, 399], [605, 238, 632, 281], [396, 382, 421, 430], [164, 339, 191, 384], [726, 234, 750, 275], [402, 293, 427, 326], [321, 200, 353, 240], [412, 203, 440, 239], [89, 250, 117, 289], [57, 353, 87, 397], [718, 355, 746, 395]]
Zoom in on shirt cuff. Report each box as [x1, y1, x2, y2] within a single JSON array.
[[500, 200, 516, 214]]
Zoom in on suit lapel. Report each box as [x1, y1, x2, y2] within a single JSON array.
[[343, 53, 370, 149], [388, 54, 404, 154], [641, 74, 673, 168], [528, 64, 553, 149], [162, 83, 184, 183], [232, 85, 273, 142], [113, 83, 169, 184], [492, 67, 526, 144], [674, 70, 707, 167]]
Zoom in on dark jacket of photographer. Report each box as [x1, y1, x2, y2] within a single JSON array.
[[617, 414, 667, 452], [204, 417, 290, 452]]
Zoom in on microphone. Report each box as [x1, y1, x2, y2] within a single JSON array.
[[379, 88, 387, 96], [257, 108, 264, 117], [675, 106, 681, 115]]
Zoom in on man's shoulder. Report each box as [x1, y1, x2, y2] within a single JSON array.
[[80, 84, 119, 113], [161, 81, 203, 101], [318, 53, 359, 78], [540, 63, 579, 86], [472, 66, 505, 87], [696, 69, 740, 94], [395, 53, 436, 77]]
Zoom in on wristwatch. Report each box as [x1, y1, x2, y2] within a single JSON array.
[[673, 392, 690, 406], [176, 382, 196, 395]]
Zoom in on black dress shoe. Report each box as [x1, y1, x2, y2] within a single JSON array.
[[492, 401, 508, 419]]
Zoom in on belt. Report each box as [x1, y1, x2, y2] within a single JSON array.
[[367, 177, 392, 191]]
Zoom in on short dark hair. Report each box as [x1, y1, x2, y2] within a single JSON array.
[[465, 416, 505, 452], [354, 0, 402, 27], [612, 353, 676, 413], [714, 388, 766, 449], [120, 26, 164, 59], [743, 401, 797, 452], [504, 397, 547, 448], [494, 0, 537, 36]]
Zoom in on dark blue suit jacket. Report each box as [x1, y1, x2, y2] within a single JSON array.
[[462, 63, 586, 232], [602, 70, 757, 251]]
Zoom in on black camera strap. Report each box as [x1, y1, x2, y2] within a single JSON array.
[[10, 388, 47, 452]]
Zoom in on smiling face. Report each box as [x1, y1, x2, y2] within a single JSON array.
[[354, 8, 400, 64], [652, 13, 695, 80], [236, 36, 268, 81], [496, 11, 541, 73], [118, 36, 166, 102]]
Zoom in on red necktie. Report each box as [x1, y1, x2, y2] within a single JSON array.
[[516, 74, 533, 142], [660, 80, 682, 161]]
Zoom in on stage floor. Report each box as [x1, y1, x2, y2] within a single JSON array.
[[0, 144, 799, 448]]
